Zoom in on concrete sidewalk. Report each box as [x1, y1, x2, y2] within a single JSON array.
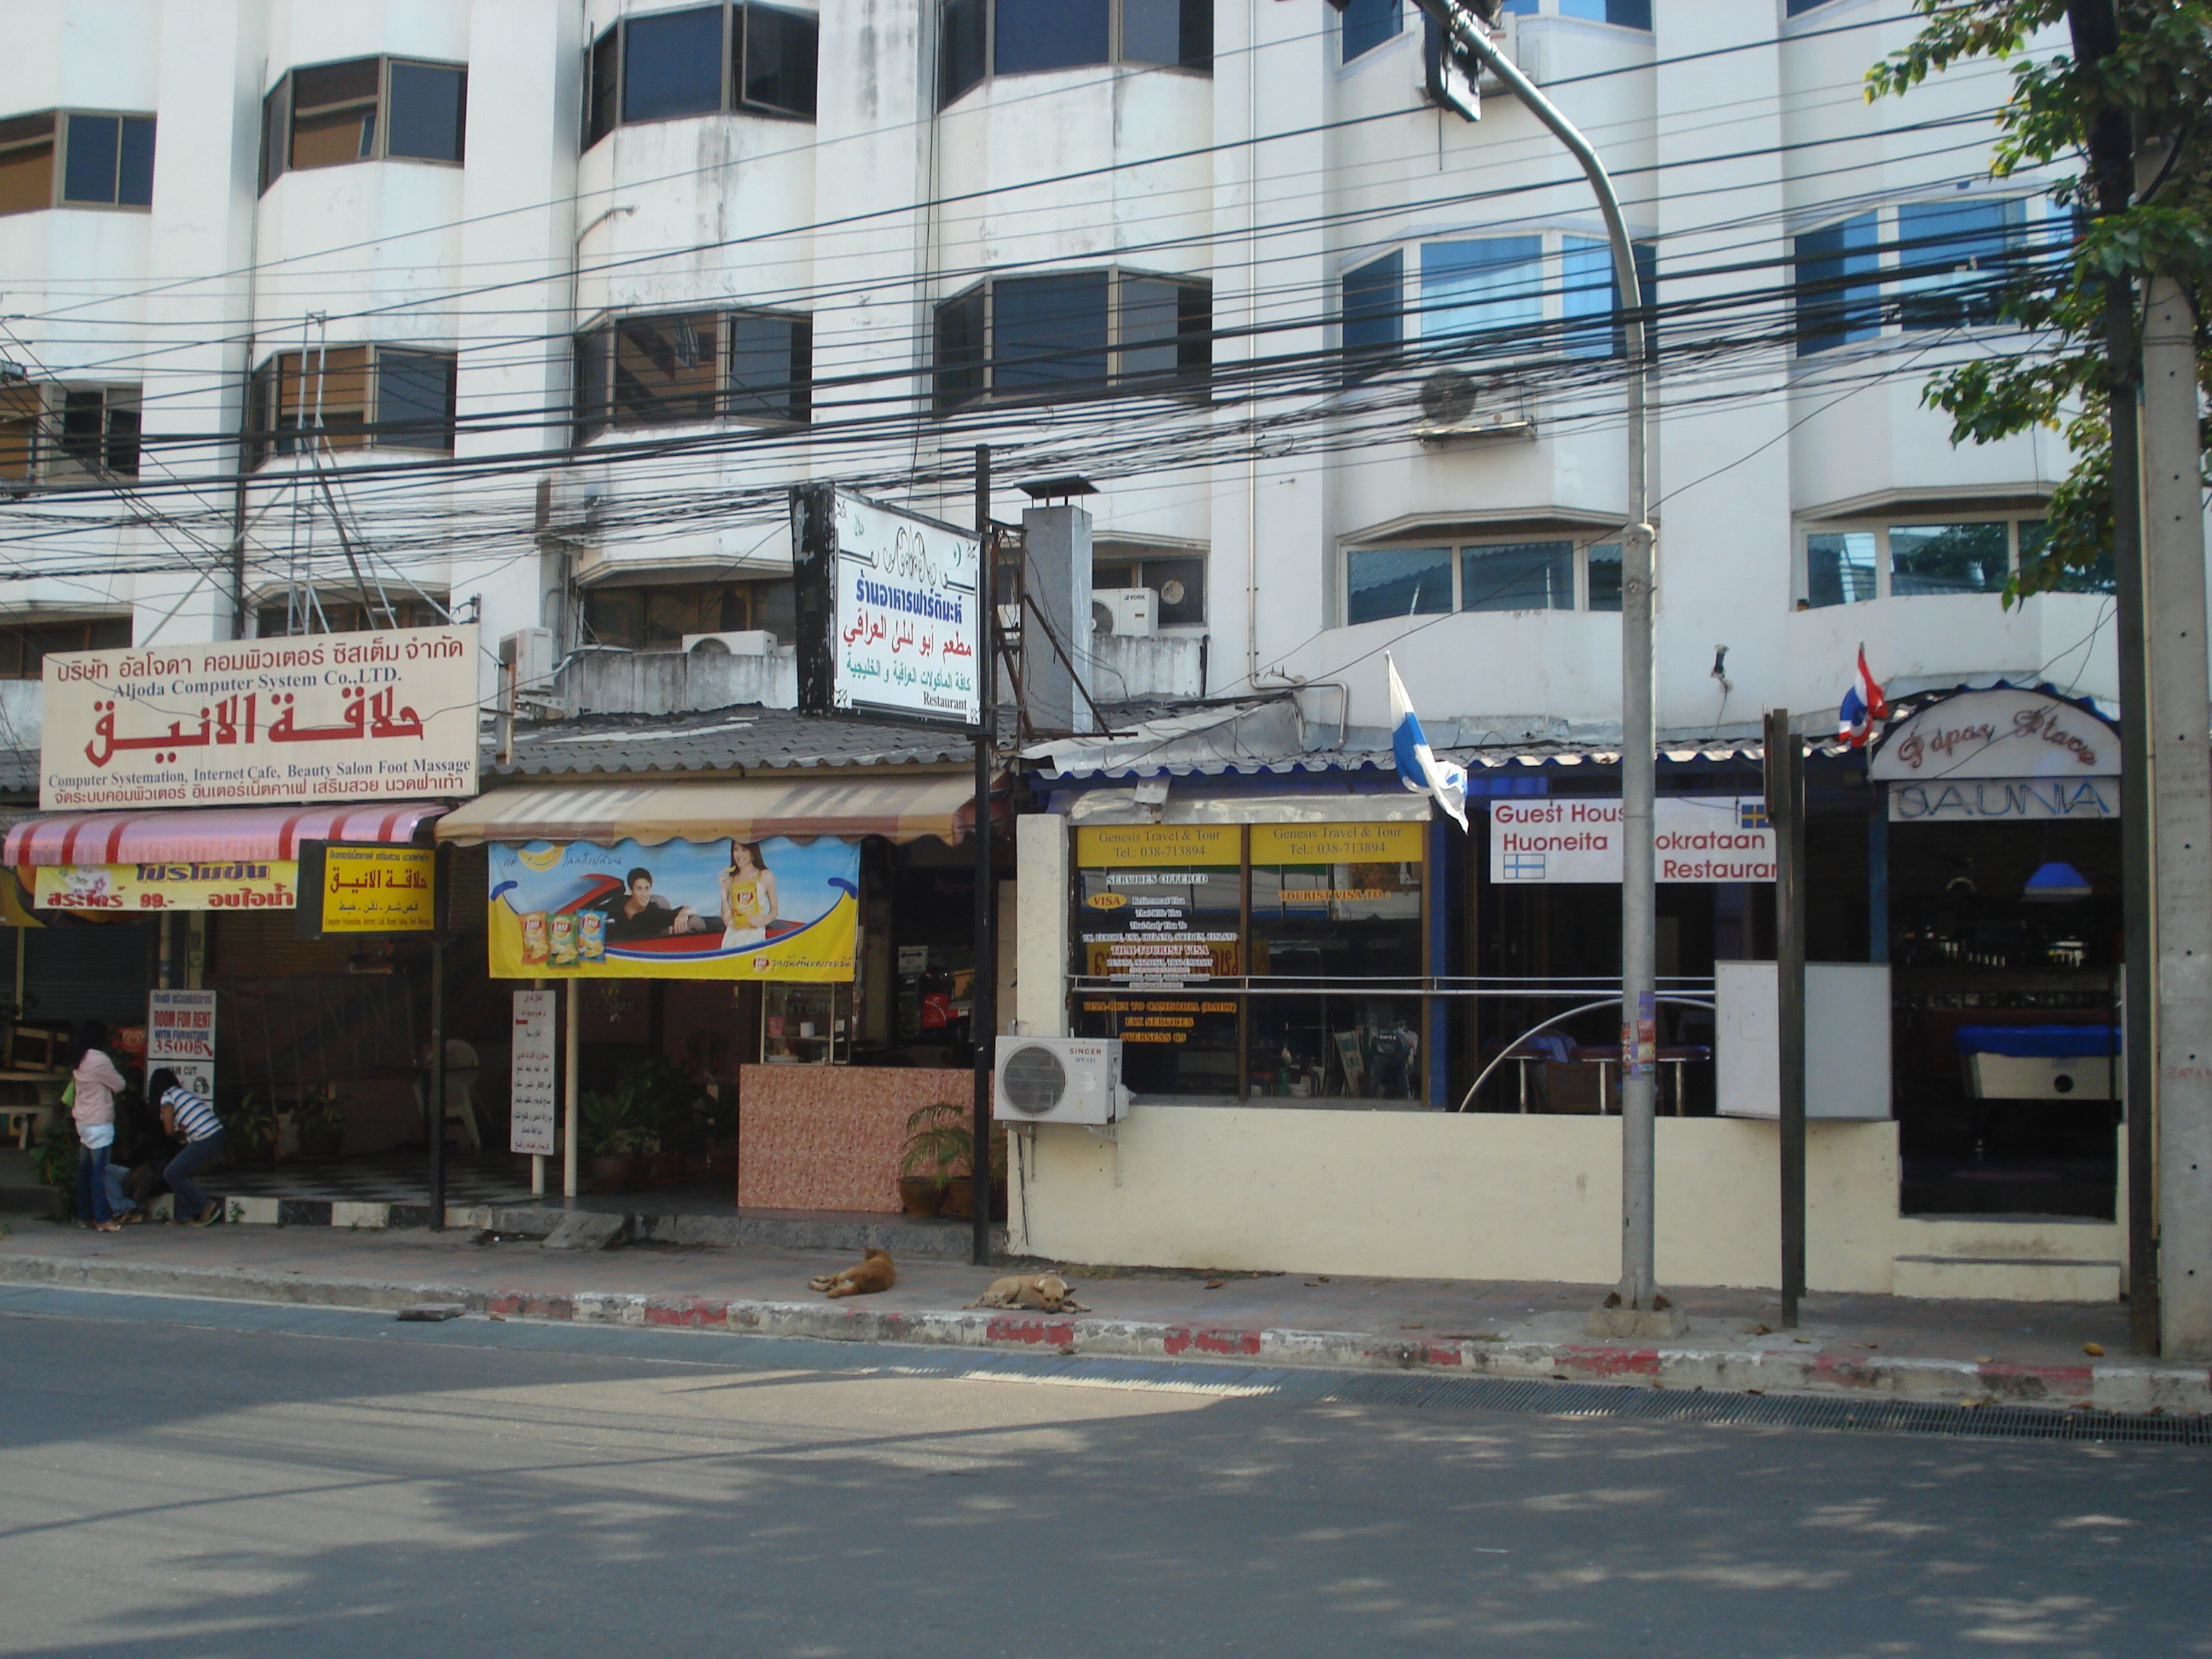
[[2, 1217, 2203, 1418]]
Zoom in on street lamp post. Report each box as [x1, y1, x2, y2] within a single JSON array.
[[1412, 1, 1675, 1332]]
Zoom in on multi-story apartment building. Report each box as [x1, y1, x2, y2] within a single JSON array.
[[0, 1, 2172, 1313]]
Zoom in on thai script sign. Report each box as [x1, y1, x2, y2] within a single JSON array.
[[1870, 686, 2117, 782], [40, 626, 481, 811], [509, 989, 557, 1156], [487, 836, 859, 981], [794, 486, 980, 727], [34, 860, 297, 912], [146, 989, 216, 1102], [1491, 797, 1777, 884]]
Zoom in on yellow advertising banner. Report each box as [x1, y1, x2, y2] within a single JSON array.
[[1249, 822, 1426, 865], [1073, 824, 1238, 867], [33, 860, 297, 912], [319, 845, 436, 932]]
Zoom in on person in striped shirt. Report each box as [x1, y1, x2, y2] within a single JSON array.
[[146, 1069, 225, 1227]]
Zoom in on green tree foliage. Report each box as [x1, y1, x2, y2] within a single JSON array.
[[1868, 1, 2212, 603]]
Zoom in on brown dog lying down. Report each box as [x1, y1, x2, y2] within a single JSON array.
[[809, 1247, 896, 1299], [965, 1272, 1089, 1313]]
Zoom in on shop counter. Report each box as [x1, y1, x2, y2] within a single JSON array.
[[737, 1064, 974, 1213]]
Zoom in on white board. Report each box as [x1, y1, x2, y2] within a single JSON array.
[[509, 989, 557, 1156], [1716, 962, 1892, 1120]]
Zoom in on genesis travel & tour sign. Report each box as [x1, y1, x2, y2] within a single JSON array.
[[39, 626, 481, 811], [791, 484, 982, 728]]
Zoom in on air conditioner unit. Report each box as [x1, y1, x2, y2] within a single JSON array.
[[1413, 371, 1535, 443], [500, 626, 554, 688], [994, 1035, 1125, 1125], [1091, 588, 1159, 638], [682, 630, 775, 656]]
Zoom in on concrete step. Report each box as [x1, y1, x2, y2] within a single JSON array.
[[1894, 1254, 2121, 1303], [0, 1182, 58, 1218]]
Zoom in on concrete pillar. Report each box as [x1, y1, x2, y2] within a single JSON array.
[[1020, 505, 1094, 735], [1015, 813, 1070, 1038], [2142, 274, 2212, 1356]]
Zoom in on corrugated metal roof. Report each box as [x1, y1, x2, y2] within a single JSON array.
[[1040, 735, 1856, 781], [489, 705, 973, 778]]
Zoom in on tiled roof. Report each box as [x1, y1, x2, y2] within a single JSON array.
[[487, 705, 974, 779]]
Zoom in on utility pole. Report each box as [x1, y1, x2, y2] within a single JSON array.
[[1413, 0, 1672, 1334], [1765, 711, 1807, 1327], [971, 445, 998, 1268]]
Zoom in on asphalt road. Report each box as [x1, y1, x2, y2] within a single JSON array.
[[1, 1292, 2206, 1658]]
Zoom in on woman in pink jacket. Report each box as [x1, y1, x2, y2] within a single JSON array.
[[71, 1022, 128, 1233]]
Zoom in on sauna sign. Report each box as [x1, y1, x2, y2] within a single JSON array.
[[1491, 797, 1777, 884], [39, 626, 481, 811]]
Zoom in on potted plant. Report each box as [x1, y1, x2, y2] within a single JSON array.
[[227, 1090, 279, 1166], [899, 1101, 973, 1218], [28, 1117, 78, 1220], [293, 1084, 346, 1161], [579, 1088, 645, 1192]]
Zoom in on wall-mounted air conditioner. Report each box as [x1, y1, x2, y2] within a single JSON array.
[[682, 630, 776, 656], [994, 1036, 1125, 1125], [1413, 372, 1536, 444], [1091, 588, 1159, 638]]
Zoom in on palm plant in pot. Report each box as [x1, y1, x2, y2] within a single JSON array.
[[579, 1087, 647, 1192], [897, 1100, 968, 1218]]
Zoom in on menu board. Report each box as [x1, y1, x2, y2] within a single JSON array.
[[1074, 824, 1241, 986], [508, 989, 557, 1156]]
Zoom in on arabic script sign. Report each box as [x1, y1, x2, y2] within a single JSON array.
[[317, 845, 436, 932], [795, 486, 980, 727], [1869, 686, 2117, 783], [40, 626, 481, 811]]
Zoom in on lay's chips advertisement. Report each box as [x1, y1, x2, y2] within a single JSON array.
[[487, 837, 858, 981]]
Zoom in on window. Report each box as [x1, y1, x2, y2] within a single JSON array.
[[1092, 549, 1206, 626], [1896, 198, 2026, 331], [1424, 236, 1544, 344], [0, 384, 142, 485], [932, 271, 1210, 410], [1340, 0, 1401, 61], [254, 595, 449, 637], [1503, 0, 1651, 24], [581, 578, 796, 649], [573, 307, 811, 440], [940, 0, 1210, 108], [1797, 518, 2067, 607], [259, 57, 467, 192], [2020, 520, 2116, 596], [583, 3, 819, 147], [1785, 0, 1842, 14], [0, 614, 131, 678], [1793, 212, 1880, 356], [1377, 233, 1655, 362], [1341, 251, 1403, 379], [247, 346, 458, 468], [1346, 539, 1616, 624], [0, 111, 156, 215]]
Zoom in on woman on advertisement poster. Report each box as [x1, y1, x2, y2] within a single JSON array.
[[719, 842, 778, 948]]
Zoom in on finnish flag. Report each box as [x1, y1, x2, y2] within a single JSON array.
[[1388, 655, 1469, 831]]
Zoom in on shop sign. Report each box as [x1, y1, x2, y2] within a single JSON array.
[[1869, 686, 2117, 783], [32, 860, 297, 912], [39, 626, 481, 811], [310, 845, 437, 932], [793, 485, 981, 727], [509, 989, 557, 1156], [1075, 823, 1241, 984], [147, 988, 215, 1102], [1249, 822, 1426, 865], [1490, 797, 1776, 884], [1075, 824, 1238, 867], [1889, 777, 2119, 823], [486, 835, 859, 981]]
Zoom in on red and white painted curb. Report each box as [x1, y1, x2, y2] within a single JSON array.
[[4, 1251, 2205, 1418]]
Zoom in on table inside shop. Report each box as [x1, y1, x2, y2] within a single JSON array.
[[1498, 1044, 1712, 1115], [0, 1071, 69, 1148]]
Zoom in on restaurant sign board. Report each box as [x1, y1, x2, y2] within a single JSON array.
[[1490, 797, 1777, 884], [39, 626, 481, 811], [1869, 685, 2117, 783]]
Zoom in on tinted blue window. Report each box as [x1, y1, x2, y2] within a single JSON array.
[[387, 62, 466, 161], [61, 114, 118, 204], [1342, 251, 1403, 369], [117, 117, 155, 204], [624, 6, 725, 122], [997, 0, 1110, 75], [1559, 0, 1650, 24], [1805, 533, 1876, 607], [1794, 212, 1880, 355], [1348, 548, 1452, 624], [1341, 0, 1401, 62], [1462, 542, 1573, 612], [1422, 237, 1542, 343], [992, 273, 1110, 391], [1896, 198, 2019, 329]]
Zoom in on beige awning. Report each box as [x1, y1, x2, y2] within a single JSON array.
[[433, 775, 974, 848]]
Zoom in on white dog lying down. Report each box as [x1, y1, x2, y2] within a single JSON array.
[[965, 1272, 1089, 1313]]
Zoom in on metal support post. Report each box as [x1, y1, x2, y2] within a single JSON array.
[[971, 444, 998, 1267], [563, 977, 580, 1204], [428, 934, 446, 1231], [1420, 0, 1665, 1326], [1767, 711, 1807, 1325]]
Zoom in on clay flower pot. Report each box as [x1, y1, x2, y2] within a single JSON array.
[[897, 1176, 947, 1218]]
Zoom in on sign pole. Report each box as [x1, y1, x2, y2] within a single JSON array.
[[563, 977, 580, 1204], [1766, 709, 1807, 1326], [428, 929, 446, 1229], [971, 444, 997, 1268]]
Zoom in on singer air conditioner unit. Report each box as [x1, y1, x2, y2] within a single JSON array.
[[994, 1035, 1125, 1125], [1091, 588, 1159, 638], [682, 630, 775, 656]]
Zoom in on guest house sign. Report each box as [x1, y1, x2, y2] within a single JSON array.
[[39, 626, 481, 811], [793, 485, 981, 728], [1869, 685, 2117, 783]]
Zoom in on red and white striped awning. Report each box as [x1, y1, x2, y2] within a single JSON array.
[[4, 802, 449, 867]]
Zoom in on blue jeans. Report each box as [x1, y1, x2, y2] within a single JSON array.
[[104, 1158, 135, 1218], [166, 1133, 225, 1221], [74, 1144, 113, 1224]]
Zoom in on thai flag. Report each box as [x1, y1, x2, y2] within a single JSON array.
[[1837, 646, 1889, 747], [1388, 655, 1469, 830]]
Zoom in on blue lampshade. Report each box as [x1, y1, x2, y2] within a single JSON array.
[[2023, 860, 2092, 902]]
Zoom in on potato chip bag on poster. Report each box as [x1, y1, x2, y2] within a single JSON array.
[[549, 912, 577, 967], [577, 909, 606, 961], [521, 912, 549, 966]]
